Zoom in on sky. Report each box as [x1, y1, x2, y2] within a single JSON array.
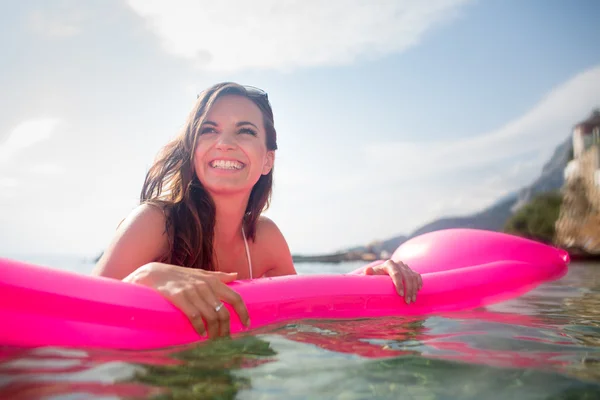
[[1, 0, 599, 259]]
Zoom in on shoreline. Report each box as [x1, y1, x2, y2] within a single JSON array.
[[292, 251, 378, 264], [292, 245, 600, 264]]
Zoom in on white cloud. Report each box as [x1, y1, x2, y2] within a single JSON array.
[[363, 66, 600, 182], [125, 0, 473, 72], [359, 66, 600, 228], [275, 68, 600, 201], [0, 118, 61, 164], [29, 164, 65, 175], [0, 177, 18, 199], [27, 8, 83, 38], [0, 177, 18, 188], [481, 157, 545, 189]]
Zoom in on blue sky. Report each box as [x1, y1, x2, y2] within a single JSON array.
[[1, 0, 599, 258]]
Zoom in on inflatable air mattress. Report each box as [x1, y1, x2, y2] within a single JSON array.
[[0, 229, 569, 350]]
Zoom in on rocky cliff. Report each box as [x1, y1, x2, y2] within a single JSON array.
[[555, 143, 600, 256]]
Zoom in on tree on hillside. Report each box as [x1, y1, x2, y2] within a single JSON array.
[[503, 192, 563, 244]]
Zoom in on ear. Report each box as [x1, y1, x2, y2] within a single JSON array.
[[262, 151, 275, 175]]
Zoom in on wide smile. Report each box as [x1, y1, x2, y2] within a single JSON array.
[[209, 159, 246, 170]]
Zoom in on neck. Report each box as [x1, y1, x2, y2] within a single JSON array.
[[212, 192, 249, 245]]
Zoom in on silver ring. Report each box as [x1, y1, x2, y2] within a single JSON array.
[[215, 302, 224, 312]]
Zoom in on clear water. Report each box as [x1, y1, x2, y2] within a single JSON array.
[[2, 258, 600, 399]]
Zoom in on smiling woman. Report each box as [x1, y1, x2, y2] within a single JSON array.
[[91, 82, 423, 340]]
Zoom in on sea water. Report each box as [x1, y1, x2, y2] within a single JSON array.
[[1, 257, 600, 399]]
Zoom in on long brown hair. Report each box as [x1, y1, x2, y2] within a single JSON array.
[[140, 82, 278, 270]]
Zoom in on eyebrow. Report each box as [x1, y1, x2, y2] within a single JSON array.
[[203, 120, 259, 129]]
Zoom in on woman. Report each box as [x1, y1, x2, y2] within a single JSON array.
[[93, 82, 423, 340]]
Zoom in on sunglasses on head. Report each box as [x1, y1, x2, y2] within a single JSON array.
[[196, 84, 269, 103], [242, 85, 269, 101]]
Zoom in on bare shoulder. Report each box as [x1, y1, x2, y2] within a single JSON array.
[[253, 216, 297, 277], [255, 215, 282, 237], [254, 216, 288, 252], [117, 203, 168, 235], [93, 203, 170, 279]]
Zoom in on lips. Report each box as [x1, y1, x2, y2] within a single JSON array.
[[209, 159, 245, 170]]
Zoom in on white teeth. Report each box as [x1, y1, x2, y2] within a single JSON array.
[[210, 160, 244, 170]]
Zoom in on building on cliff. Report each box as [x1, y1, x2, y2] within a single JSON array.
[[555, 109, 600, 256], [573, 109, 600, 159]]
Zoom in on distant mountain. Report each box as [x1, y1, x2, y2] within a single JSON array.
[[406, 136, 572, 239], [488, 191, 519, 209], [511, 137, 573, 212], [407, 196, 517, 239], [346, 235, 408, 256], [354, 136, 573, 254]]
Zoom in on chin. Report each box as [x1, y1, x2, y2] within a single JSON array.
[[203, 182, 254, 197]]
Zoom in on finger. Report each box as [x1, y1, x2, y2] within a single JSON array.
[[212, 271, 239, 283], [418, 273, 424, 290], [192, 285, 223, 339], [398, 264, 413, 304], [410, 273, 419, 303], [189, 269, 238, 283], [198, 288, 233, 337], [197, 297, 221, 339], [213, 283, 250, 327], [366, 261, 392, 276], [215, 302, 232, 337], [384, 262, 405, 298], [175, 295, 207, 337]]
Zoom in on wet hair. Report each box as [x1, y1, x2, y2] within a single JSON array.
[[140, 82, 277, 270]]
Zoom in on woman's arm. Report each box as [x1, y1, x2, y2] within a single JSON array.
[[92, 204, 169, 279], [93, 203, 249, 339], [248, 216, 422, 305]]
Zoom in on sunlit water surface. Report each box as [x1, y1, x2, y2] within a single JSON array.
[[2, 258, 600, 399]]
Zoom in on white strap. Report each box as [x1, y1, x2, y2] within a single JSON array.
[[242, 225, 253, 279]]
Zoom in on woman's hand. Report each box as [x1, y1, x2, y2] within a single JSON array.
[[124, 262, 250, 339], [364, 260, 423, 304]]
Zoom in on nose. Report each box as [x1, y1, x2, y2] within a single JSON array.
[[215, 132, 237, 151]]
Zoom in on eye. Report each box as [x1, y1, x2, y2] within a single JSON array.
[[239, 128, 257, 136], [200, 127, 217, 135]]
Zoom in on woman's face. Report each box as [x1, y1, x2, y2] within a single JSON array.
[[193, 94, 274, 196]]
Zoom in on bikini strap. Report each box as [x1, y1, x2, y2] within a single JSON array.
[[242, 225, 253, 279]]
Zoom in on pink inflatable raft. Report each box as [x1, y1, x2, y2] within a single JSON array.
[[0, 229, 569, 350]]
